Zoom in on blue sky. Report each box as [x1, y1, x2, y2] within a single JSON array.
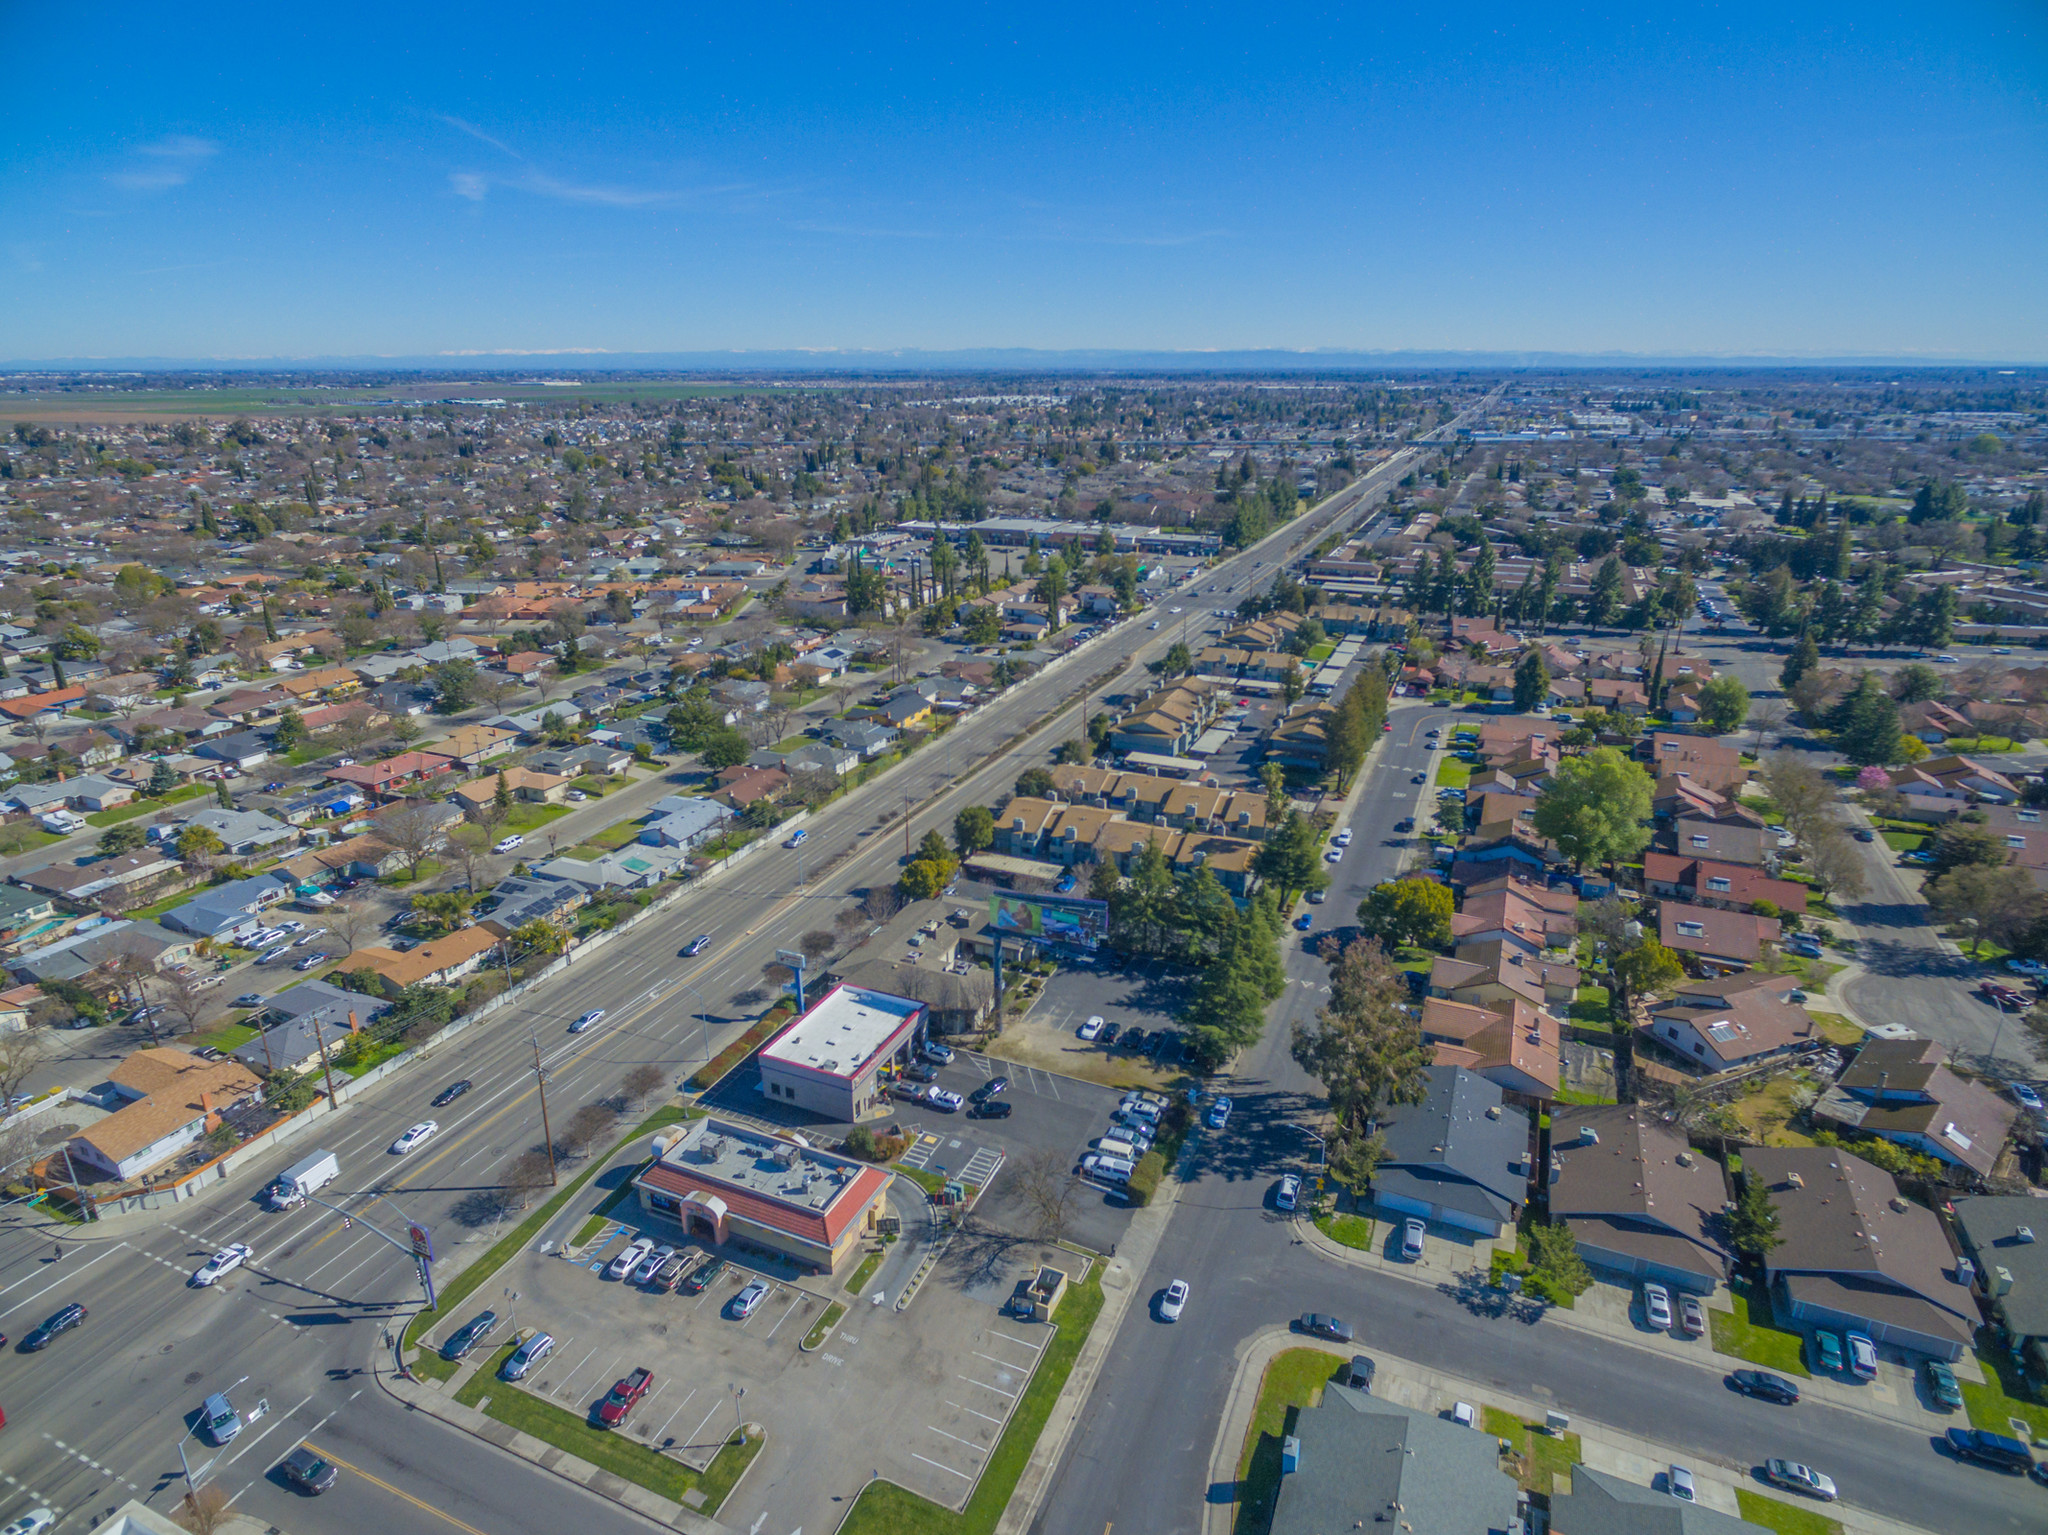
[[4, 3, 2045, 361]]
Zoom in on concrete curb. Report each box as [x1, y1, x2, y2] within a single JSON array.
[[1203, 1327, 1942, 1535]]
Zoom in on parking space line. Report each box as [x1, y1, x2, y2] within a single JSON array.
[[760, 1296, 804, 1340], [986, 1330, 1043, 1354], [650, 1388, 698, 1443], [925, 1425, 986, 1455], [957, 1374, 1016, 1398], [911, 1452, 972, 1479], [685, 1400, 724, 1450], [945, 1400, 1005, 1425]]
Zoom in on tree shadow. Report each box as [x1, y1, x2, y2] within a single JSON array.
[[1439, 1269, 1551, 1326]]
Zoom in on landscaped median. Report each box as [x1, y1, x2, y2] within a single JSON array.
[[685, 1002, 794, 1091], [837, 1266, 1106, 1535], [455, 1340, 764, 1513], [801, 1301, 847, 1351]]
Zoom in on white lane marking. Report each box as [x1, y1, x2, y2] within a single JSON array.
[[911, 1452, 971, 1479], [944, 1400, 1004, 1425], [0, 1242, 127, 1320], [760, 1296, 803, 1340], [956, 1374, 1016, 1398], [924, 1424, 985, 1454]]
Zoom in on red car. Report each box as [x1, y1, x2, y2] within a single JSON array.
[[1980, 982, 2028, 1009], [596, 1367, 653, 1428]]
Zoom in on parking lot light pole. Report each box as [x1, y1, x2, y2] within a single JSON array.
[[1297, 1125, 1327, 1167], [731, 1384, 746, 1445]]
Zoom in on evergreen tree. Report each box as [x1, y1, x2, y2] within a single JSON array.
[[1512, 648, 1549, 712], [1586, 555, 1624, 629], [1779, 630, 1819, 691], [1831, 673, 1904, 766]]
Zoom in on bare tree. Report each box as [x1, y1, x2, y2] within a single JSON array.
[[1747, 698, 1788, 756], [799, 930, 836, 961], [377, 803, 450, 879], [317, 897, 373, 958], [446, 824, 494, 890], [148, 968, 214, 1041], [175, 1484, 236, 1535], [1803, 821, 1869, 903], [1011, 1148, 1085, 1242], [861, 885, 903, 923], [0, 1030, 51, 1106], [620, 1063, 665, 1107]]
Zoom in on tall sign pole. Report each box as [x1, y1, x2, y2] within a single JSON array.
[[776, 950, 808, 1014], [532, 1037, 557, 1186]]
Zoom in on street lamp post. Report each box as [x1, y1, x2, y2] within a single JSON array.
[[175, 1373, 248, 1496], [677, 979, 712, 1065]]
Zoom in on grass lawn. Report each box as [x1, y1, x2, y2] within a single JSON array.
[[845, 1248, 885, 1297], [464, 1378, 762, 1514], [0, 829, 62, 856], [181, 1021, 259, 1053], [1553, 1086, 1618, 1107], [378, 858, 447, 887], [1231, 1348, 1348, 1535], [802, 1301, 847, 1349], [1435, 755, 1472, 789], [85, 783, 210, 827], [1710, 1283, 1811, 1376], [1480, 1405, 1583, 1494], [1735, 1489, 1844, 1535], [1569, 984, 1612, 1027], [1730, 1072, 1820, 1147], [500, 801, 573, 834], [771, 734, 814, 752], [127, 888, 204, 921], [589, 819, 645, 850], [1880, 829, 1927, 852], [838, 1266, 1105, 1535], [894, 1165, 948, 1198], [409, 1349, 458, 1383], [1961, 1334, 2048, 1438], [1313, 1212, 1374, 1250], [1306, 643, 1335, 662], [1804, 1011, 1863, 1047]]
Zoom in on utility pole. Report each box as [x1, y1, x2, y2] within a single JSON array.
[[317, 1012, 344, 1110], [532, 1037, 557, 1185]]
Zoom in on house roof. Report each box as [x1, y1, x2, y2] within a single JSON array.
[[1375, 1066, 1529, 1225], [1952, 1196, 2048, 1340], [1270, 1391, 1519, 1535], [82, 1049, 265, 1165], [339, 926, 502, 988], [1659, 901, 1780, 961], [1744, 1146, 1974, 1346], [1549, 1108, 1731, 1284], [1551, 1465, 1770, 1535]]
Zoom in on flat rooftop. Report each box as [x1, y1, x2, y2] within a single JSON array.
[[656, 1117, 870, 1214], [759, 983, 922, 1081]]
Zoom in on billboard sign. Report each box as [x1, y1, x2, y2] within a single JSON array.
[[409, 1222, 435, 1262], [988, 892, 1109, 951], [774, 949, 808, 973]]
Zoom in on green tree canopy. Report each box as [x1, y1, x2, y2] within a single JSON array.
[[1530, 747, 1654, 871], [1829, 673, 1903, 766], [953, 805, 995, 858], [1356, 877, 1454, 951], [697, 727, 750, 769], [1693, 675, 1750, 735], [1512, 648, 1549, 713]]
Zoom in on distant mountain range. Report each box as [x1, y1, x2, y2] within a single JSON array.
[[3, 348, 2041, 374]]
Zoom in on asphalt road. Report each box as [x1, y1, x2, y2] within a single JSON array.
[[1027, 701, 2045, 1535], [0, 422, 1452, 1535]]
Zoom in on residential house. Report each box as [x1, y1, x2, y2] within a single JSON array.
[[532, 845, 692, 893], [232, 1013, 356, 1077], [1643, 853, 1808, 915], [12, 851, 183, 907], [1811, 1037, 2017, 1180], [0, 885, 62, 953], [638, 794, 735, 851], [159, 873, 295, 941], [433, 723, 522, 768], [450, 767, 573, 813], [66, 1047, 266, 1181], [712, 765, 788, 811], [1428, 939, 1578, 1010], [324, 751, 458, 797], [1547, 1108, 1732, 1295], [528, 743, 631, 778], [175, 806, 298, 857], [1668, 812, 1773, 869], [1645, 972, 1815, 1073], [1643, 733, 1749, 794], [713, 679, 772, 720], [826, 720, 898, 758], [1269, 1391, 1520, 1535], [1418, 994, 1562, 1101], [1744, 1146, 1976, 1360], [1551, 1465, 1772, 1535], [338, 926, 504, 990], [194, 730, 273, 773], [478, 873, 588, 934], [276, 834, 406, 885], [1658, 901, 1781, 971], [1950, 1196, 2048, 1382], [1367, 1066, 1530, 1239]]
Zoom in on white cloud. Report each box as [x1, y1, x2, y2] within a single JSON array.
[[437, 115, 521, 159], [449, 172, 490, 201], [107, 135, 218, 192]]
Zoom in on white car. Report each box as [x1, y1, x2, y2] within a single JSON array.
[[391, 1120, 439, 1155], [1332, 830, 1352, 846], [1644, 1282, 1674, 1330], [606, 1240, 653, 1281], [1276, 1174, 1301, 1211], [632, 1244, 675, 1285], [493, 834, 524, 855], [1078, 1015, 1105, 1040], [927, 1088, 965, 1112], [1159, 1279, 1189, 1321], [192, 1243, 253, 1286], [0, 1510, 55, 1535], [571, 1009, 606, 1033], [1323, 847, 1343, 862], [2012, 1081, 2046, 1114], [921, 1041, 955, 1064]]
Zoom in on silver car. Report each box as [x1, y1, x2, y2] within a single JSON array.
[[499, 1331, 554, 1381]]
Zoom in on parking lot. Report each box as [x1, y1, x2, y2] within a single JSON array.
[[988, 958, 1197, 1092], [447, 1183, 1097, 1533]]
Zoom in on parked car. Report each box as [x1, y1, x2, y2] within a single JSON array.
[[1159, 1280, 1189, 1321], [1401, 1218, 1427, 1262], [280, 1445, 340, 1494], [20, 1303, 87, 1351], [1643, 1283, 1673, 1330], [1206, 1096, 1233, 1129], [927, 1088, 965, 1112], [432, 1079, 473, 1108], [1293, 913, 1314, 931], [729, 1279, 770, 1318], [633, 1245, 676, 1286], [232, 993, 266, 1008], [596, 1367, 653, 1427], [499, 1331, 554, 1381], [1298, 1313, 1353, 1342], [571, 1008, 606, 1033], [606, 1240, 653, 1281], [2009, 1081, 2045, 1114], [1728, 1369, 1800, 1405], [922, 1041, 955, 1065], [683, 934, 712, 956], [1078, 1015, 1105, 1040], [192, 1244, 253, 1287], [441, 1309, 499, 1360], [1812, 1330, 1845, 1373], [390, 1121, 438, 1155], [971, 1075, 1010, 1101], [1923, 1358, 1964, 1411], [1764, 1459, 1838, 1500], [1846, 1331, 1878, 1379], [1679, 1293, 1706, 1337], [681, 1257, 725, 1295], [1945, 1427, 2035, 1473], [1098, 1020, 1121, 1045], [1336, 1354, 1375, 1392], [492, 835, 524, 855], [652, 1253, 690, 1291], [1980, 981, 2028, 1008], [1784, 937, 1824, 958], [1667, 1465, 1696, 1502], [967, 1100, 1012, 1120], [292, 951, 330, 972], [1275, 1174, 1301, 1211]]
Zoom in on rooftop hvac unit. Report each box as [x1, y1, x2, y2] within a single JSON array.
[[2019, 1226, 2037, 1244], [1580, 1127, 1599, 1146]]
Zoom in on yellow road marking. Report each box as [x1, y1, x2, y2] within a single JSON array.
[[301, 1440, 492, 1535]]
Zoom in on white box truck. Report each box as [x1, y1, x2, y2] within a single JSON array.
[[266, 1149, 339, 1211]]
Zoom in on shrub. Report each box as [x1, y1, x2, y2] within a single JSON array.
[[1125, 1148, 1165, 1206]]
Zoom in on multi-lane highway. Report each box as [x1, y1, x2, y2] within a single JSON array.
[[0, 417, 1468, 1534]]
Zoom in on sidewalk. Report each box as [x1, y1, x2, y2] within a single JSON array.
[[1295, 1213, 1978, 1435], [1203, 1326, 1941, 1535]]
